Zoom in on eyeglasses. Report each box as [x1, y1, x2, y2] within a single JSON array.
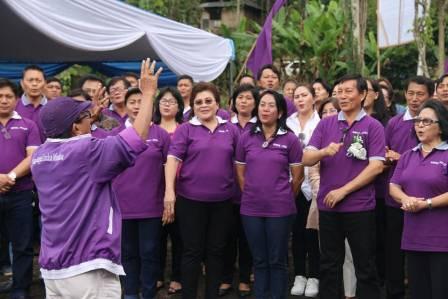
[[321, 108, 338, 116], [1, 127, 11, 140], [75, 111, 92, 123], [194, 98, 215, 106], [160, 98, 178, 106], [412, 117, 439, 127], [109, 87, 126, 94]]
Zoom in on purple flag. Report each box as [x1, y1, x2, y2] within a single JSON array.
[[445, 57, 448, 73], [246, 0, 287, 77]]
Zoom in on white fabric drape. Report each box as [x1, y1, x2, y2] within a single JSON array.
[[4, 0, 234, 81]]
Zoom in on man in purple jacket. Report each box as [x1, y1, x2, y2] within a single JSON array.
[[31, 59, 162, 298]]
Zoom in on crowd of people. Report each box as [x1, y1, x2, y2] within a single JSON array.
[[0, 58, 448, 299]]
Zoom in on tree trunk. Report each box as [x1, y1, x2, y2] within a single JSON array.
[[437, 0, 448, 76], [415, 0, 431, 77], [351, 0, 368, 75]]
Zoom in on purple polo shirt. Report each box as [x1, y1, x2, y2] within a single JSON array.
[[235, 128, 302, 217], [0, 112, 40, 192], [15, 95, 47, 142], [230, 115, 257, 204], [113, 121, 170, 219], [385, 110, 419, 208], [306, 110, 386, 212], [102, 105, 128, 126], [182, 108, 231, 122], [390, 143, 448, 252], [91, 124, 121, 139], [31, 128, 147, 279], [168, 116, 239, 202], [284, 96, 296, 117]]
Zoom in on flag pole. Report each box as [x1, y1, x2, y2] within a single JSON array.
[[376, 0, 381, 78], [234, 40, 257, 85]]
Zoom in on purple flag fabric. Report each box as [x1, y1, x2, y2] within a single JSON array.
[[445, 57, 448, 73], [246, 0, 287, 77]]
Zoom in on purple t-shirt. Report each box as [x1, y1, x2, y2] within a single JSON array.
[[168, 117, 239, 202], [15, 95, 47, 142], [236, 128, 303, 217], [102, 106, 128, 126], [31, 128, 147, 279], [230, 116, 257, 204], [182, 108, 231, 122], [0, 112, 41, 192], [390, 143, 448, 252], [113, 123, 170, 219], [307, 110, 386, 212], [385, 111, 419, 208]]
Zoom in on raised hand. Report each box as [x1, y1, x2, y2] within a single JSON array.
[[139, 58, 163, 96]]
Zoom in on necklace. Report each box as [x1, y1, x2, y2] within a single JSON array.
[[421, 144, 433, 153]]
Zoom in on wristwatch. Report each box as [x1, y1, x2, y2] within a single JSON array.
[[425, 198, 432, 210], [7, 172, 16, 181]]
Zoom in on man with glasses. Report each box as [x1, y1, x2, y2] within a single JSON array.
[[0, 79, 41, 299], [383, 75, 433, 299], [102, 76, 131, 126]]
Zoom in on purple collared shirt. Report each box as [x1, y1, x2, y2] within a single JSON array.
[[390, 143, 448, 252], [230, 115, 257, 204], [384, 110, 419, 208], [31, 128, 147, 279], [0, 112, 41, 192], [169, 117, 239, 202], [102, 106, 128, 126], [307, 110, 386, 212], [15, 95, 47, 142], [182, 108, 231, 122], [236, 128, 303, 217], [113, 121, 170, 219]]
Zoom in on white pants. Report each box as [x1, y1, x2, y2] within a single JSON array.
[[45, 269, 121, 299], [343, 239, 357, 297]]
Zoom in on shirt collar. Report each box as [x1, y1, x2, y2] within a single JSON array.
[[337, 109, 367, 121], [21, 94, 48, 106], [125, 118, 133, 128], [189, 116, 227, 126], [45, 134, 92, 143], [403, 109, 414, 121], [230, 115, 257, 124], [254, 126, 288, 135], [412, 141, 448, 151], [11, 111, 22, 120]]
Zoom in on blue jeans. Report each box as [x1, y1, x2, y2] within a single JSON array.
[[0, 190, 34, 298], [241, 215, 294, 299], [121, 217, 162, 299]]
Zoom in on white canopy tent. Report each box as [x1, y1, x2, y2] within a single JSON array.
[[0, 0, 235, 82]]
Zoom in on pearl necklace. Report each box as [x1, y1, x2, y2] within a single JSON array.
[[421, 144, 433, 153]]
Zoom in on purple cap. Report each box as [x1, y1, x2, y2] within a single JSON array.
[[40, 97, 91, 137]]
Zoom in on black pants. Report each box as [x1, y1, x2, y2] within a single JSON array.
[[221, 204, 252, 285], [0, 190, 34, 297], [291, 192, 319, 278], [375, 197, 386, 284], [319, 210, 379, 299], [176, 196, 232, 299], [385, 206, 405, 299], [407, 251, 448, 299], [159, 220, 182, 283]]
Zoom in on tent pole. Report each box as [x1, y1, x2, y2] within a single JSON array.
[[229, 61, 235, 102]]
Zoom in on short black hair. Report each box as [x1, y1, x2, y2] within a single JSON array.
[[418, 99, 448, 141], [231, 84, 259, 116], [153, 86, 184, 125], [337, 74, 367, 94], [256, 64, 281, 81], [123, 72, 139, 80], [107, 76, 130, 93], [0, 78, 18, 97], [405, 76, 434, 96], [77, 74, 105, 89], [239, 74, 255, 86], [68, 88, 92, 101], [124, 87, 142, 105], [312, 78, 332, 94], [436, 73, 448, 89], [22, 65, 45, 80], [251, 90, 289, 135], [177, 75, 194, 85], [46, 77, 62, 86], [368, 79, 390, 126]]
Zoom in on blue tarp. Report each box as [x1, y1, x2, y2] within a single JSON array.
[[0, 61, 178, 87]]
